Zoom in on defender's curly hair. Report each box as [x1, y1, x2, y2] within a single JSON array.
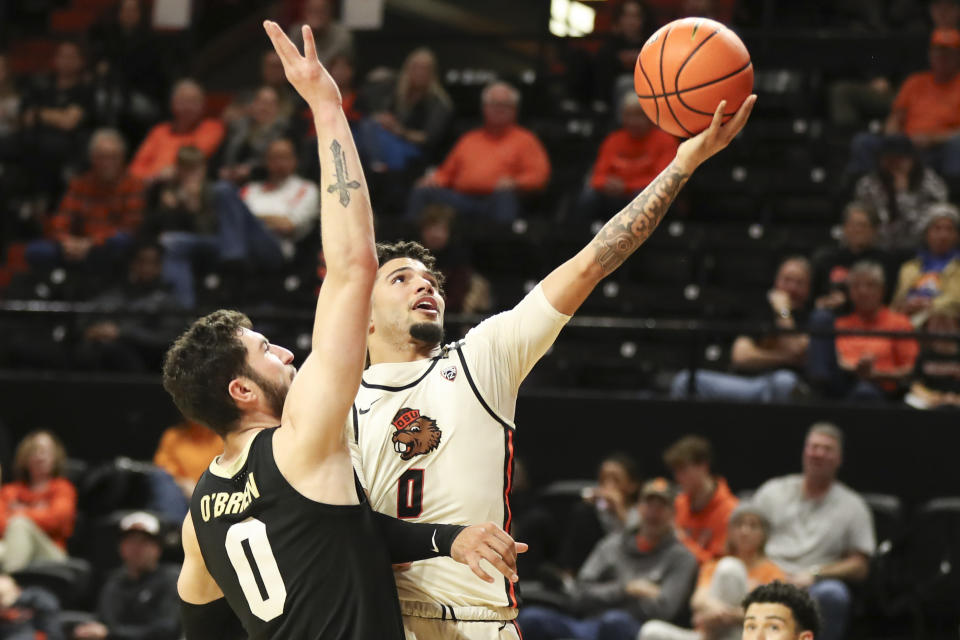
[[375, 240, 445, 295], [162, 310, 252, 437], [742, 581, 821, 635]]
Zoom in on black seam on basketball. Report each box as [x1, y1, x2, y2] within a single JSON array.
[[635, 59, 753, 99], [637, 53, 659, 125], [674, 62, 753, 116], [674, 28, 718, 99], [658, 26, 693, 137]]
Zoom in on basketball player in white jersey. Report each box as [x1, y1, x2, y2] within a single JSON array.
[[350, 94, 757, 639]]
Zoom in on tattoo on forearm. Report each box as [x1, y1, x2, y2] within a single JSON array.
[[591, 161, 690, 274], [326, 139, 361, 207]]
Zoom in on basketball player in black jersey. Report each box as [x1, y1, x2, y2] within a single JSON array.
[[164, 22, 525, 640]]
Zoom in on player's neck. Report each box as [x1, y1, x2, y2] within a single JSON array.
[[368, 336, 439, 365], [222, 418, 275, 464]]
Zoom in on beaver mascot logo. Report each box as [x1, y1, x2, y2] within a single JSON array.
[[391, 407, 442, 460]]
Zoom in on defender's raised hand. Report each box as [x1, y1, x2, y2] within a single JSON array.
[[262, 20, 341, 109], [676, 94, 757, 173]]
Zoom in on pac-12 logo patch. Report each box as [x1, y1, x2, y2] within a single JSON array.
[[440, 365, 457, 381], [391, 407, 442, 460]]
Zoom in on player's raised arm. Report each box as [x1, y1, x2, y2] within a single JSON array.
[[263, 22, 376, 462], [541, 96, 756, 315]]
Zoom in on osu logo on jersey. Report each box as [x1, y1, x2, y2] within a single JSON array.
[[391, 407, 441, 460]]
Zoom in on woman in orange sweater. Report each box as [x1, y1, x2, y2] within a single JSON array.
[[639, 503, 785, 640], [0, 430, 77, 572]]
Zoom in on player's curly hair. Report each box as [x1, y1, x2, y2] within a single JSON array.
[[742, 581, 821, 635], [375, 240, 446, 295], [162, 310, 253, 437]]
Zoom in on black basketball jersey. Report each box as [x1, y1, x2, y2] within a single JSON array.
[[190, 427, 404, 640]]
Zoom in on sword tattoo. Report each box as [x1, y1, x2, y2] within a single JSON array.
[[326, 139, 361, 207]]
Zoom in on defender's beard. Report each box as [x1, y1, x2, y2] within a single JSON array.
[[410, 322, 443, 346]]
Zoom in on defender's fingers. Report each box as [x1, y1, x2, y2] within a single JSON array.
[[302, 24, 318, 62], [263, 20, 300, 64], [468, 556, 495, 583], [478, 546, 518, 583]]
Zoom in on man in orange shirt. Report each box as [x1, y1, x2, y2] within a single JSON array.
[[149, 420, 222, 520], [808, 261, 919, 400], [663, 435, 738, 565], [405, 81, 550, 224], [849, 28, 960, 178], [128, 79, 225, 182], [580, 96, 678, 220]]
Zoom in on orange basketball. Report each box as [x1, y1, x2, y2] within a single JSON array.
[[634, 17, 753, 138]]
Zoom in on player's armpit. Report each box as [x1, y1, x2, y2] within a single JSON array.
[[178, 514, 224, 605]]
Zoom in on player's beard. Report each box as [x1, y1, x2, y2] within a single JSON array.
[[244, 367, 289, 419], [410, 322, 443, 347]]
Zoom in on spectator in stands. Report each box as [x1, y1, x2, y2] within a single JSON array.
[[645, 0, 738, 26], [593, 0, 651, 107], [71, 512, 180, 640], [663, 435, 738, 565], [812, 202, 893, 314], [809, 261, 919, 400], [0, 430, 76, 572], [405, 82, 550, 224], [128, 79, 225, 182], [218, 86, 292, 184], [239, 137, 320, 261], [518, 478, 698, 640], [89, 0, 167, 143], [413, 204, 492, 314], [892, 203, 960, 325], [558, 452, 642, 576], [287, 0, 354, 65], [152, 420, 221, 511], [328, 54, 360, 122], [671, 257, 812, 402], [142, 146, 284, 308], [741, 582, 821, 640], [752, 423, 872, 640], [849, 29, 960, 181], [639, 502, 786, 640], [25, 128, 143, 270], [74, 241, 182, 372], [579, 95, 678, 221], [0, 574, 63, 640], [358, 48, 452, 171], [20, 39, 95, 201], [853, 135, 948, 249], [906, 304, 960, 408], [0, 54, 20, 163], [261, 50, 299, 122]]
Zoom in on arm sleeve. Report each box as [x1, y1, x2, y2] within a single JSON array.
[[572, 535, 627, 614], [633, 549, 699, 621], [181, 598, 245, 640], [370, 511, 465, 563], [461, 284, 570, 421], [514, 133, 550, 191]]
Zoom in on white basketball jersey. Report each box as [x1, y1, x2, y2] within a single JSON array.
[[350, 285, 569, 621]]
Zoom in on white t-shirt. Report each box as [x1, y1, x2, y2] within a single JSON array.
[[350, 284, 570, 621], [240, 176, 319, 259], [753, 474, 876, 575]]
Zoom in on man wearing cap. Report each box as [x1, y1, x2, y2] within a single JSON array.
[[892, 203, 960, 325], [72, 512, 180, 640], [517, 478, 698, 640], [751, 424, 874, 640], [850, 27, 960, 179]]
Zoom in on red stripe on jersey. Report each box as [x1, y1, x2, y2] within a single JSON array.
[[504, 428, 517, 607], [513, 620, 524, 639]]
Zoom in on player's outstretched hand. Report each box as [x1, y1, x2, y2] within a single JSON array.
[[262, 20, 341, 110], [675, 94, 757, 173], [451, 522, 528, 584]]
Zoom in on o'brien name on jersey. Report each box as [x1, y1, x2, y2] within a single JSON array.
[[198, 472, 261, 522]]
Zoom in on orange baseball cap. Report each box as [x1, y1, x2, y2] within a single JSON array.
[[931, 28, 960, 48]]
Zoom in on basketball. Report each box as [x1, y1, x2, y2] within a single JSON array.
[[634, 17, 753, 138]]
